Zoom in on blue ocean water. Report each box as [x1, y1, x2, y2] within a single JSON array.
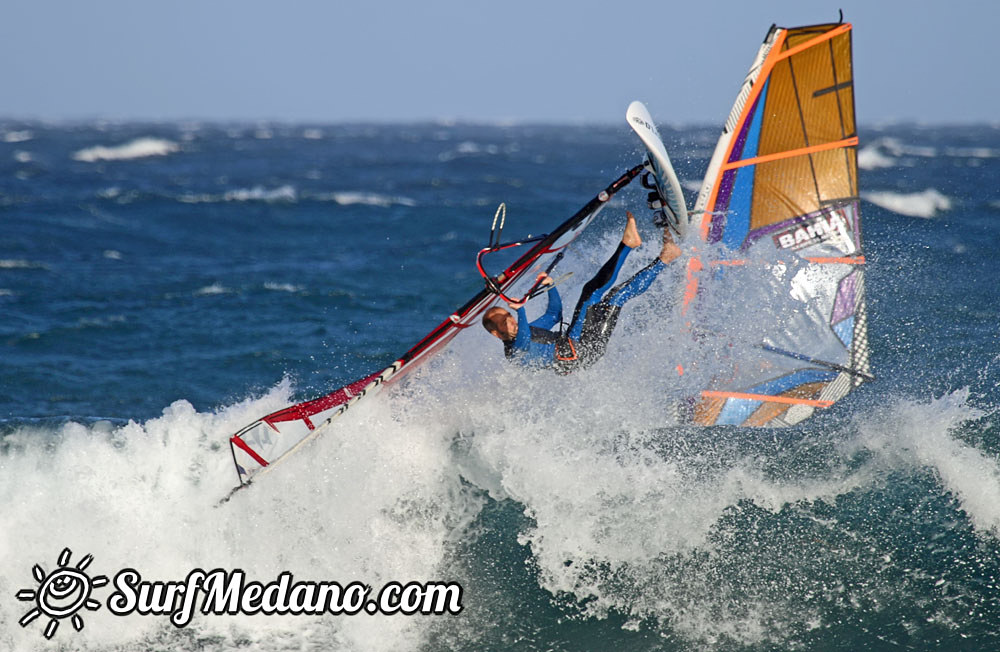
[[1, 120, 999, 650]]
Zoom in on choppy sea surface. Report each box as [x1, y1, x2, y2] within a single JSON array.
[[1, 120, 999, 651]]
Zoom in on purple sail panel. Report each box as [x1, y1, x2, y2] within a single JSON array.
[[709, 168, 738, 243], [708, 91, 764, 245], [831, 271, 859, 324], [846, 201, 862, 251], [728, 91, 763, 164]]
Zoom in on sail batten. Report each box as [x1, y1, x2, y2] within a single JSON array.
[[722, 136, 858, 171]]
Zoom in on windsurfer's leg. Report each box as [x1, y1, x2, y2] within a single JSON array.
[[605, 229, 680, 307], [622, 211, 641, 248], [658, 225, 681, 264], [569, 227, 680, 368], [566, 218, 638, 339], [604, 259, 666, 307]]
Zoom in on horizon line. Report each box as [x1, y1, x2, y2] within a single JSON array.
[[2, 115, 998, 131]]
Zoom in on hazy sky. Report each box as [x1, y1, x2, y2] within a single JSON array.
[[1, 0, 997, 125]]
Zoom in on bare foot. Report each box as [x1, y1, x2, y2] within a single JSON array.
[[622, 211, 642, 249], [659, 228, 681, 264]]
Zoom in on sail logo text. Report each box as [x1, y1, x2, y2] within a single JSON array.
[[107, 569, 464, 625], [772, 211, 853, 251]]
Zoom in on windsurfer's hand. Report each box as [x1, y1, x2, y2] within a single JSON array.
[[536, 272, 554, 286], [506, 298, 526, 310]]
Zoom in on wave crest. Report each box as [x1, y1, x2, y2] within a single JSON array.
[[73, 137, 180, 162], [862, 188, 952, 218]]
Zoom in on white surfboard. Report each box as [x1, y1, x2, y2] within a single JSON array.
[[627, 100, 689, 237]]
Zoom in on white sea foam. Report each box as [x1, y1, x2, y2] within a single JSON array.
[[857, 143, 896, 169], [302, 128, 323, 140], [0, 379, 474, 650], [857, 136, 959, 170], [172, 185, 417, 208], [862, 188, 952, 218], [446, 318, 996, 644], [875, 137, 937, 158], [850, 389, 1000, 534], [180, 185, 299, 203], [320, 191, 417, 208], [195, 283, 231, 296], [2, 129, 33, 143], [438, 141, 499, 161], [13, 150, 32, 163], [0, 259, 47, 270], [263, 282, 303, 293], [862, 138, 1000, 163], [73, 137, 180, 162], [224, 185, 296, 202], [944, 146, 1000, 158]]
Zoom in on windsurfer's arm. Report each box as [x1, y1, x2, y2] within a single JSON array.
[[509, 305, 559, 365], [511, 306, 532, 351], [531, 282, 562, 330], [503, 278, 557, 363]]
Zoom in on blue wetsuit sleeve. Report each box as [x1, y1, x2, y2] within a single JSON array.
[[508, 306, 556, 365], [511, 307, 532, 351], [530, 287, 562, 331]]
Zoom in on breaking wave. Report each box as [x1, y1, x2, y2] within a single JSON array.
[[263, 282, 304, 293], [224, 185, 296, 203], [73, 138, 180, 162], [2, 130, 33, 143], [858, 136, 1000, 171], [195, 283, 232, 296], [857, 143, 896, 170], [438, 141, 501, 162], [0, 380, 473, 651], [177, 187, 415, 207], [319, 191, 417, 207], [0, 259, 48, 270], [862, 188, 952, 218], [179, 185, 297, 203]]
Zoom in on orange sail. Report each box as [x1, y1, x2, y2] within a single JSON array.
[[687, 21, 872, 427]]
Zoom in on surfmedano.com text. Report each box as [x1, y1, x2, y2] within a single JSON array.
[[107, 569, 463, 626]]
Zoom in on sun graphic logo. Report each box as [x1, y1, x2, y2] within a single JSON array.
[[16, 547, 109, 640]]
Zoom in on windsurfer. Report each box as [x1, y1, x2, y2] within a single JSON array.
[[482, 212, 681, 374]]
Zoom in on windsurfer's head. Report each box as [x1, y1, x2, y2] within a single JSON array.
[[482, 307, 517, 341]]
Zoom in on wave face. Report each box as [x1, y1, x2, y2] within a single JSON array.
[[1, 122, 999, 650]]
